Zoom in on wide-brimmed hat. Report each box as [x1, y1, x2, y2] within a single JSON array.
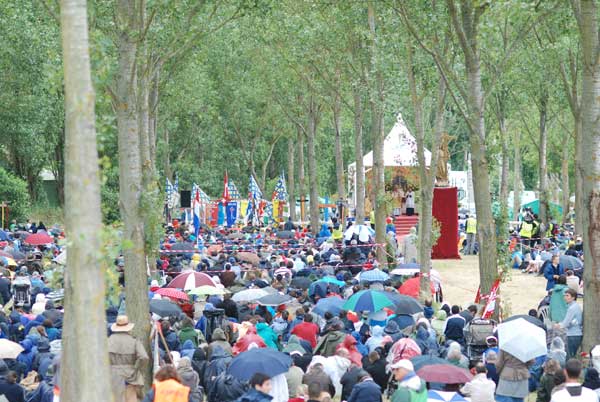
[[111, 315, 135, 332]]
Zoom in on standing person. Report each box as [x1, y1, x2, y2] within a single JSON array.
[[108, 315, 150, 402], [543, 255, 565, 292], [390, 359, 427, 402], [495, 350, 532, 402], [551, 359, 599, 402], [236, 372, 273, 402], [554, 289, 583, 359], [465, 215, 477, 255], [405, 190, 415, 216], [460, 363, 496, 402], [141, 365, 192, 402]]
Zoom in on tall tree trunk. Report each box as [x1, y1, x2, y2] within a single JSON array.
[[368, 2, 387, 264], [572, 0, 600, 352], [115, 0, 151, 388], [353, 85, 365, 224], [538, 89, 549, 224], [575, 118, 584, 232], [59, 0, 113, 400], [164, 129, 171, 181], [561, 136, 571, 224], [333, 89, 346, 201], [307, 96, 321, 234], [405, 44, 447, 299], [148, 62, 160, 166], [513, 130, 522, 220], [499, 121, 510, 204], [297, 126, 306, 222], [448, 0, 498, 297], [287, 137, 296, 222]]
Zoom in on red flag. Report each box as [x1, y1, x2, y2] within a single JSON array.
[[222, 171, 230, 204], [481, 279, 501, 319]]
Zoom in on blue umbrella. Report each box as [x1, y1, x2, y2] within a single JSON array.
[[228, 348, 292, 381], [316, 276, 345, 287], [313, 297, 345, 316], [428, 390, 468, 402], [359, 268, 390, 283], [343, 290, 395, 313], [0, 230, 7, 241]]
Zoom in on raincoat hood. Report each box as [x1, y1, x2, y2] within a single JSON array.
[[384, 320, 400, 335], [212, 328, 227, 341], [371, 326, 384, 337], [434, 310, 447, 320], [256, 322, 269, 331], [20, 338, 34, 353], [181, 339, 195, 351], [37, 338, 51, 353]]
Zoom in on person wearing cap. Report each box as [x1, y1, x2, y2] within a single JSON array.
[[390, 359, 427, 402], [108, 315, 149, 402]]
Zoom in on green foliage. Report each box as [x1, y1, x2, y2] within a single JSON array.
[[0, 167, 31, 222]]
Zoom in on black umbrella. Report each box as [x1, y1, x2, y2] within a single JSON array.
[[257, 293, 293, 306], [290, 277, 312, 290], [384, 292, 423, 315], [410, 355, 448, 371], [276, 230, 294, 239], [149, 299, 182, 317], [504, 314, 546, 330], [228, 348, 292, 381]]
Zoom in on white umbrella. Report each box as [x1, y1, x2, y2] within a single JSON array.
[[232, 288, 269, 303], [0, 339, 24, 359], [343, 224, 375, 242], [498, 318, 547, 362]]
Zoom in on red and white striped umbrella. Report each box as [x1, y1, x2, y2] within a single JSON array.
[[155, 287, 189, 301], [166, 272, 216, 291]]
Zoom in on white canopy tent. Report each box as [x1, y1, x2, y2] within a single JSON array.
[[348, 114, 431, 207]]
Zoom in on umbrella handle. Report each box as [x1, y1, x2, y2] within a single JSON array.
[[156, 322, 174, 365]]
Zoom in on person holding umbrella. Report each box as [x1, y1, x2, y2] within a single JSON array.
[[389, 359, 427, 402], [236, 372, 273, 402], [495, 350, 533, 402]]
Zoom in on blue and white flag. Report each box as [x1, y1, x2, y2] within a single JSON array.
[[228, 180, 241, 200], [248, 174, 263, 200], [272, 172, 288, 201]]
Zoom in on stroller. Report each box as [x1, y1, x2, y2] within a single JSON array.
[[12, 275, 32, 308], [465, 318, 496, 364]]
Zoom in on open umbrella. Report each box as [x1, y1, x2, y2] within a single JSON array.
[[155, 288, 189, 301], [228, 348, 292, 381], [309, 281, 336, 299], [167, 272, 216, 290], [0, 339, 24, 359], [290, 277, 312, 290], [559, 255, 583, 271], [384, 292, 424, 315], [399, 277, 435, 299], [417, 364, 473, 384], [149, 299, 182, 317], [410, 355, 447, 371], [0, 251, 13, 259], [427, 390, 468, 402], [498, 318, 547, 362], [232, 288, 268, 303], [189, 285, 227, 296], [276, 230, 294, 239], [257, 293, 293, 306], [343, 224, 375, 242], [9, 250, 26, 261], [343, 290, 394, 313], [238, 252, 260, 265], [313, 296, 345, 316], [504, 314, 545, 330], [317, 276, 346, 287], [24, 232, 54, 245], [359, 268, 390, 283], [0, 257, 16, 267], [0, 230, 7, 241], [15, 231, 30, 239]]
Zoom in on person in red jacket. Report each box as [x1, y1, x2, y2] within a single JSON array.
[[290, 313, 319, 348]]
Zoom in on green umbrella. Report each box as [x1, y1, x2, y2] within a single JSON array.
[[188, 285, 227, 296], [343, 290, 395, 313]]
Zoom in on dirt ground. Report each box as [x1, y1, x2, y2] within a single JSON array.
[[432, 255, 548, 316]]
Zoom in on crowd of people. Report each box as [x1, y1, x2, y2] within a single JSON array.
[[0, 214, 596, 402]]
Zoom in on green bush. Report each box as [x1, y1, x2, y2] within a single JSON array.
[[0, 167, 31, 223]]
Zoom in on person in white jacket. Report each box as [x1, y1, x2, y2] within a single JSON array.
[[460, 363, 496, 402]]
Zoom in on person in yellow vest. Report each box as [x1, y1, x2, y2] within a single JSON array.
[[519, 218, 534, 248], [465, 214, 477, 255], [142, 365, 192, 402]]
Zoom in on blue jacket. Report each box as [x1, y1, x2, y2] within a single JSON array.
[[347, 379, 382, 402], [236, 388, 273, 402], [17, 338, 35, 374], [543, 262, 564, 291]]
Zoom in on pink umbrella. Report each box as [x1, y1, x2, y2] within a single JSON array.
[[24, 233, 54, 246], [155, 287, 189, 301], [417, 364, 473, 384], [389, 338, 422, 364], [167, 272, 216, 290]]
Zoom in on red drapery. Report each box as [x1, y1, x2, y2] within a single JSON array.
[[432, 187, 460, 259]]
